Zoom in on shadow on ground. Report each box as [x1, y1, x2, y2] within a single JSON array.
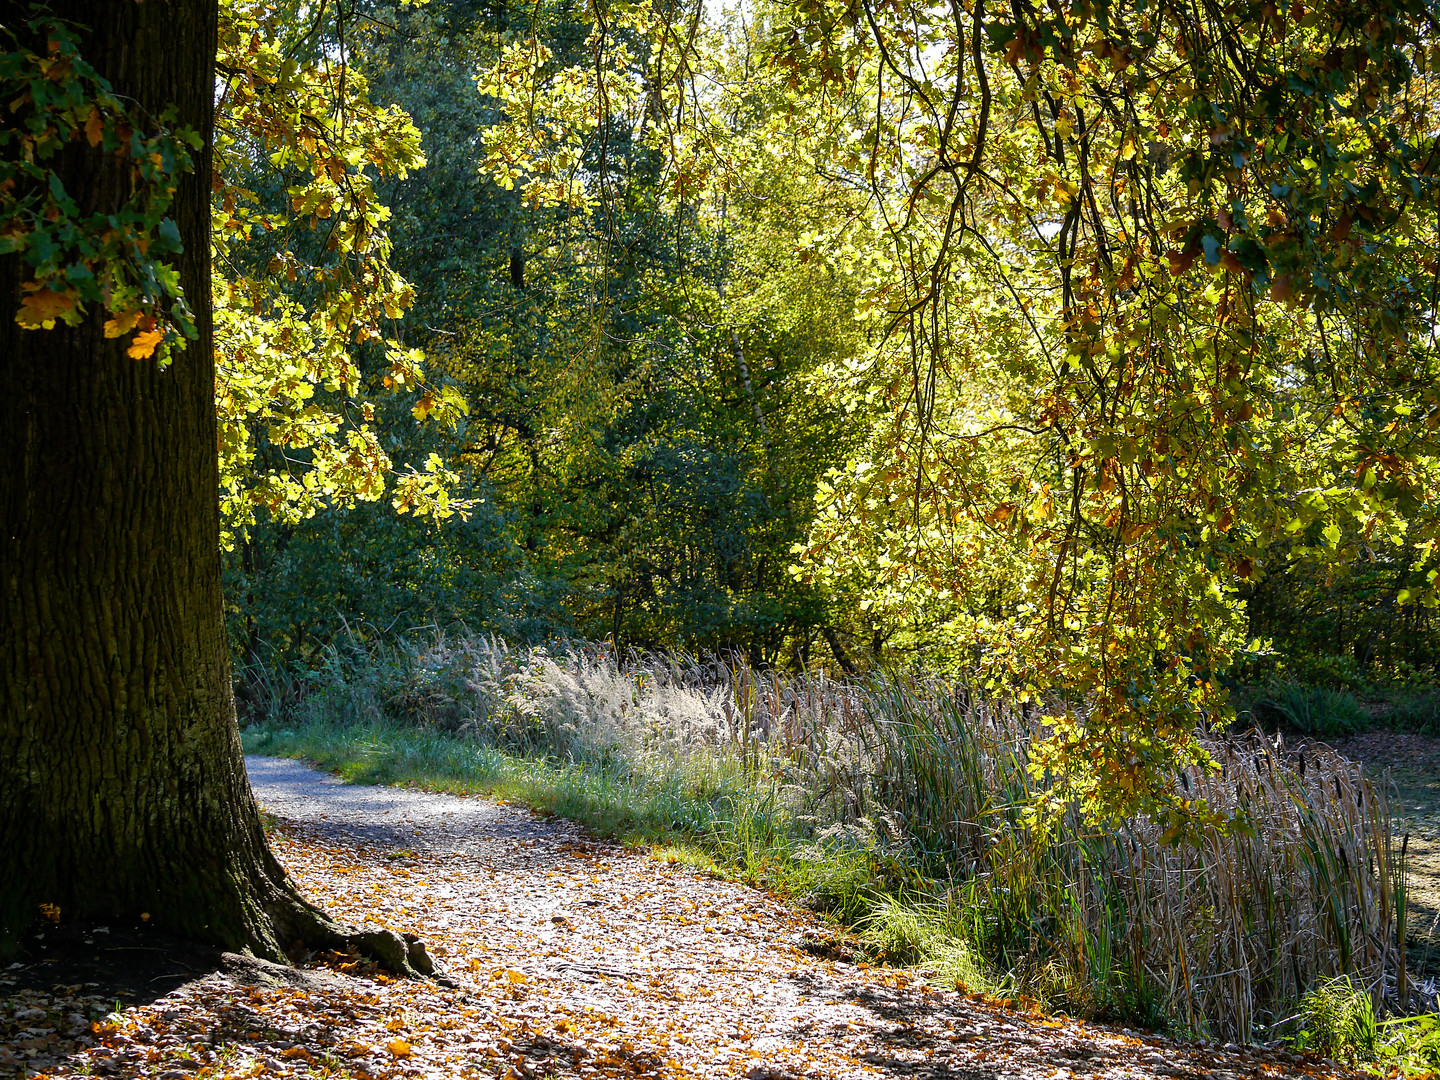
[[0, 922, 223, 1009]]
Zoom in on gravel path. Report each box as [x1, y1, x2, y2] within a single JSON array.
[[3, 757, 1358, 1079], [246, 755, 561, 859]]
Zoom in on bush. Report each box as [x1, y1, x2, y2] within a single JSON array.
[[1379, 660, 1436, 693], [1253, 682, 1369, 737], [1390, 690, 1440, 734], [1283, 652, 1369, 692]]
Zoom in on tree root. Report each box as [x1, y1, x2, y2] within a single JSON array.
[[350, 928, 434, 977], [254, 855, 449, 982]]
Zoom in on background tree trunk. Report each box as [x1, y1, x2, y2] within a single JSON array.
[[0, 0, 344, 961]]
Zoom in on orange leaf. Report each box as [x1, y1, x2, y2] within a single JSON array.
[[1167, 249, 1196, 276], [385, 1038, 411, 1057], [127, 329, 165, 360], [16, 287, 76, 329], [85, 106, 103, 147], [104, 309, 141, 338]]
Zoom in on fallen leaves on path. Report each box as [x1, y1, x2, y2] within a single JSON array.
[[2, 758, 1365, 1079]]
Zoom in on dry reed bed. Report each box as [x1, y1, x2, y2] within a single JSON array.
[[717, 665, 1404, 1040], [274, 635, 1409, 1041]]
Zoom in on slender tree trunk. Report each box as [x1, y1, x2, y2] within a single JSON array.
[[0, 0, 346, 961]]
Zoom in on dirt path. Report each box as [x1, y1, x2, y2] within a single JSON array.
[[2, 757, 1355, 1080]]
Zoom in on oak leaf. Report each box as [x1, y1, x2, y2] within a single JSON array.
[[85, 106, 103, 147], [16, 287, 75, 329], [127, 329, 165, 359], [104, 309, 142, 338]]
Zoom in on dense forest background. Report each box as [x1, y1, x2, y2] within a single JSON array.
[[8, 0, 1440, 1048], [224, 0, 868, 671], [222, 0, 1440, 702]]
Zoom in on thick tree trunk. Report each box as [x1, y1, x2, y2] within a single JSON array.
[[0, 0, 346, 961]]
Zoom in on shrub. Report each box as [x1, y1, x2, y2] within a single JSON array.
[[1390, 690, 1440, 735], [1254, 682, 1369, 737], [1282, 653, 1369, 692]]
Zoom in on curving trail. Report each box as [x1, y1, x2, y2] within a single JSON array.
[[5, 757, 1354, 1080]]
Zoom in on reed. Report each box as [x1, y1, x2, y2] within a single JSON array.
[[718, 664, 1404, 1040]]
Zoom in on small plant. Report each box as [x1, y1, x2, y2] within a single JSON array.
[[1376, 1012, 1440, 1075], [857, 895, 930, 965], [1292, 975, 1377, 1062]]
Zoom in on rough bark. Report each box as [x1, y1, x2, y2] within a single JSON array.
[[0, 0, 350, 963]]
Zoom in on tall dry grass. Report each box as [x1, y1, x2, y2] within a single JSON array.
[[243, 633, 1408, 1040]]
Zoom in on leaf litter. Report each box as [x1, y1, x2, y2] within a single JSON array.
[[2, 757, 1365, 1080]]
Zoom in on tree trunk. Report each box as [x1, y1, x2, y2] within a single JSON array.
[[0, 0, 346, 962]]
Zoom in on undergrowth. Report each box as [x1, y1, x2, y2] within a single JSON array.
[[239, 633, 1416, 1049]]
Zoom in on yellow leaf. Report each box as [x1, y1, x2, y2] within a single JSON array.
[[385, 1038, 411, 1057], [127, 329, 165, 360]]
